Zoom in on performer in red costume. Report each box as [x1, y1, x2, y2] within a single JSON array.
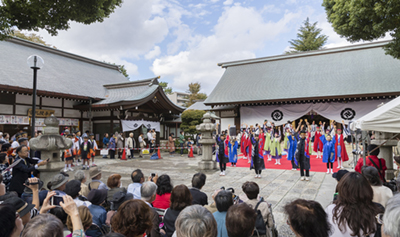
[[313, 122, 325, 158], [332, 121, 349, 168], [240, 127, 248, 158]]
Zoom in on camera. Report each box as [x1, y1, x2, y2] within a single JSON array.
[[24, 179, 39, 187], [352, 149, 363, 155], [50, 195, 64, 206]]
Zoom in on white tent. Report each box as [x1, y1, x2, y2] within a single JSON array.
[[351, 96, 400, 133]]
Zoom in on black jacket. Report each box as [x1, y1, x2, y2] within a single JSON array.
[[190, 188, 208, 206], [9, 156, 38, 195]]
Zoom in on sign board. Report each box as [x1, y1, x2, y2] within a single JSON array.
[[0, 115, 29, 124], [28, 109, 55, 118]]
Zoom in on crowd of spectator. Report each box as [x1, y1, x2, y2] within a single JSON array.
[[0, 128, 400, 237], [1, 159, 400, 237]]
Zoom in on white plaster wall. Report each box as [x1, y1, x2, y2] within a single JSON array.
[[64, 109, 81, 118], [15, 105, 31, 115], [42, 97, 62, 107], [220, 118, 235, 132], [16, 94, 39, 105], [0, 104, 13, 114]]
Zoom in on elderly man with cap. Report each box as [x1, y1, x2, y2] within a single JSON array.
[[355, 144, 387, 181], [50, 173, 69, 196], [65, 179, 91, 207], [9, 145, 48, 196], [74, 170, 90, 197], [88, 166, 108, 190], [87, 189, 108, 237]]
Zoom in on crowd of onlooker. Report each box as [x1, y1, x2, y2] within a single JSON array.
[[1, 161, 400, 237], [1, 129, 400, 237]]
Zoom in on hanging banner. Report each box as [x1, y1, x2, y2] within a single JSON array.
[[142, 120, 161, 132], [121, 120, 144, 132], [121, 120, 161, 132], [240, 100, 389, 126]]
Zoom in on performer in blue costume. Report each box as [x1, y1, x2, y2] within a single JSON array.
[[228, 138, 238, 167], [287, 132, 299, 170], [319, 133, 336, 174]]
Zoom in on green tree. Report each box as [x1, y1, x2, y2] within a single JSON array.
[[159, 81, 173, 94], [180, 109, 206, 137], [104, 62, 129, 79], [10, 30, 56, 48], [0, 0, 122, 40], [322, 0, 400, 59], [287, 17, 328, 53], [118, 65, 129, 79], [185, 82, 207, 107]]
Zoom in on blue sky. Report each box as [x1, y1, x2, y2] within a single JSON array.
[[36, 0, 389, 94]]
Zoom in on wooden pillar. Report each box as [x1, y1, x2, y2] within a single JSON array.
[[110, 110, 114, 135], [79, 111, 83, 132], [61, 98, 64, 118], [175, 122, 178, 138]]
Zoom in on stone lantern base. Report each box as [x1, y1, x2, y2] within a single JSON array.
[[198, 160, 217, 170]]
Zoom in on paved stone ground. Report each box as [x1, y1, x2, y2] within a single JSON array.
[[58, 152, 338, 237]]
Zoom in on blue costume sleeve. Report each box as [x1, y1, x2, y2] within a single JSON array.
[[319, 135, 327, 145]]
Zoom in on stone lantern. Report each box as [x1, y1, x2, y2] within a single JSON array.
[[371, 131, 397, 180], [29, 114, 73, 170], [196, 112, 217, 170]]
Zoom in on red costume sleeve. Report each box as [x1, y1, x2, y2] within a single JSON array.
[[355, 158, 363, 173]]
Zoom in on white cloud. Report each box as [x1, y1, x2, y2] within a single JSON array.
[[152, 5, 303, 93], [145, 46, 161, 60], [223, 0, 234, 6], [33, 0, 175, 76]]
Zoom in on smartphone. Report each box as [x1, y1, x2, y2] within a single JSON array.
[[151, 173, 156, 177], [51, 195, 64, 206], [46, 158, 50, 162]]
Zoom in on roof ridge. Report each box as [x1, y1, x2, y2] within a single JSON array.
[[218, 40, 392, 68], [103, 77, 160, 89], [7, 37, 120, 71]]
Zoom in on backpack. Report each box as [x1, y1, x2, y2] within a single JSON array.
[[253, 197, 279, 237]]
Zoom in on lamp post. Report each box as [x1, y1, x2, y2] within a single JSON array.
[[27, 55, 44, 139]]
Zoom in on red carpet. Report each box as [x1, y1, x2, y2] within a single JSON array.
[[234, 154, 341, 173]]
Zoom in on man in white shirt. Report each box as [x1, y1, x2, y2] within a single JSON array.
[[147, 130, 153, 153], [127, 169, 145, 199]]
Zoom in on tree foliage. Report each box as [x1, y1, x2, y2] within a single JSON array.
[[159, 81, 173, 95], [322, 0, 400, 59], [180, 109, 205, 137], [0, 0, 122, 40], [11, 30, 55, 48], [118, 65, 129, 79], [287, 17, 328, 53], [185, 82, 207, 107]]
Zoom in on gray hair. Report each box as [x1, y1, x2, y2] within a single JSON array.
[[175, 205, 217, 237], [74, 170, 86, 182], [140, 181, 157, 202], [21, 213, 64, 237], [396, 175, 400, 192], [382, 194, 400, 237]]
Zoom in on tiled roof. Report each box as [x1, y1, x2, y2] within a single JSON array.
[[0, 37, 128, 99], [205, 40, 400, 106]]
